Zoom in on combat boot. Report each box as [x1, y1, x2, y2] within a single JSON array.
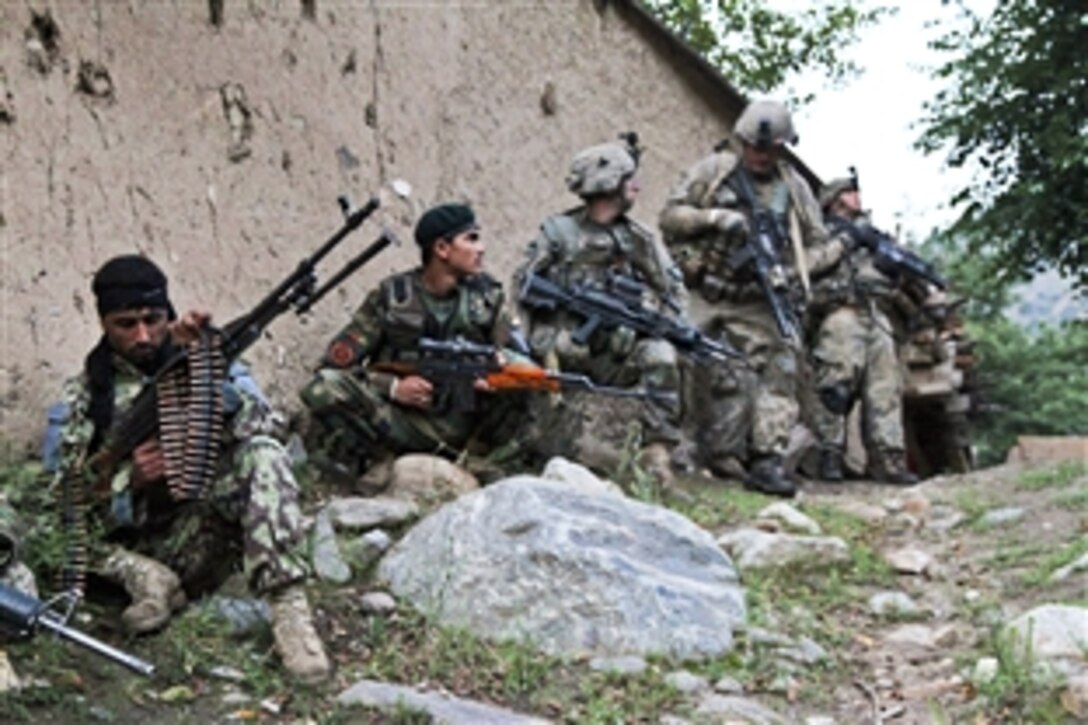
[[102, 548, 187, 634], [871, 449, 919, 486], [817, 447, 845, 483], [270, 585, 330, 684], [746, 455, 797, 498], [638, 442, 676, 491]]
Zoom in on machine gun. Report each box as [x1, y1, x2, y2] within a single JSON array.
[[518, 272, 741, 363], [728, 171, 803, 345], [371, 337, 679, 414], [0, 583, 155, 676], [840, 221, 948, 290]]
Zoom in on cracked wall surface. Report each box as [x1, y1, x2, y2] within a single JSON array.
[[0, 0, 743, 450]]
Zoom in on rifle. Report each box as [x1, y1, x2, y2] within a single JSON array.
[[840, 220, 948, 290], [0, 583, 155, 676], [370, 337, 679, 414], [86, 196, 395, 491], [518, 272, 741, 363], [728, 170, 803, 345]]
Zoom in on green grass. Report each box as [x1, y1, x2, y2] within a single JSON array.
[[971, 624, 1067, 724], [1020, 537, 1088, 589], [1016, 461, 1087, 491]]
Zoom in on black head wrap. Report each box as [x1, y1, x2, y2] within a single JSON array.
[[85, 255, 176, 450]]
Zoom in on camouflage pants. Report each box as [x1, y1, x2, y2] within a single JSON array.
[[810, 305, 905, 452], [534, 323, 683, 445], [301, 368, 523, 461], [689, 298, 798, 458], [108, 435, 309, 597]]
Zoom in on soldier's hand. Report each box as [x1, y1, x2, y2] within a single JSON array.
[[709, 209, 748, 237], [393, 375, 434, 410], [131, 439, 166, 490], [170, 309, 212, 345]]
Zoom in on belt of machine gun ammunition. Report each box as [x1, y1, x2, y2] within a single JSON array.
[[158, 332, 226, 502]]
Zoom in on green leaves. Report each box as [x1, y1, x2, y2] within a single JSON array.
[[917, 0, 1088, 287], [643, 0, 890, 104]]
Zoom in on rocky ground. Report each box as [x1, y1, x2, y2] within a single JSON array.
[[0, 455, 1084, 724]]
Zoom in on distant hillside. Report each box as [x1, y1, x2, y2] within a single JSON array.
[[1007, 269, 1086, 329]]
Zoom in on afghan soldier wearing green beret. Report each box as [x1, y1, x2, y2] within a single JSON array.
[[53, 255, 329, 683], [301, 203, 525, 468], [660, 100, 851, 497], [808, 176, 920, 484], [515, 139, 689, 488]]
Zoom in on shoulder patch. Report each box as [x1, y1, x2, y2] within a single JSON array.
[[324, 334, 363, 369]]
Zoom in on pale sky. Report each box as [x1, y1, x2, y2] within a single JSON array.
[[769, 0, 994, 242]]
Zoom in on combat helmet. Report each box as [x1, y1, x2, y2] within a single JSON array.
[[733, 99, 798, 148], [566, 142, 637, 197], [819, 177, 857, 211]]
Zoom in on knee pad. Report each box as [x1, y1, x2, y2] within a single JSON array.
[[819, 382, 853, 415]]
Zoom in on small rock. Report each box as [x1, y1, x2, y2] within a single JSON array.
[[337, 678, 549, 723], [882, 623, 957, 651], [344, 529, 393, 571], [360, 591, 397, 615], [777, 636, 828, 665], [972, 656, 999, 685], [327, 496, 419, 531], [831, 500, 887, 525], [87, 705, 114, 721], [542, 457, 624, 497], [1049, 551, 1088, 583], [659, 716, 692, 725], [209, 665, 246, 683], [159, 685, 196, 703], [664, 670, 709, 694], [747, 627, 794, 647], [204, 597, 271, 637], [718, 528, 849, 570], [963, 589, 982, 603], [259, 698, 283, 715], [713, 675, 744, 694], [756, 502, 821, 535], [693, 695, 785, 724], [978, 506, 1025, 527], [588, 655, 647, 674], [869, 591, 920, 618], [312, 510, 352, 584], [883, 546, 935, 575], [805, 717, 837, 725], [387, 454, 479, 507], [221, 692, 253, 706], [1062, 672, 1088, 719], [925, 505, 966, 532], [1005, 604, 1088, 661]]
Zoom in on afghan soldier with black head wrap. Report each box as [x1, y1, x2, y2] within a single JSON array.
[[660, 100, 853, 497], [301, 203, 525, 468], [53, 255, 329, 683], [515, 138, 689, 488]]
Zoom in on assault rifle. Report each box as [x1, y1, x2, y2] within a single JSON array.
[[0, 583, 155, 676], [839, 220, 948, 290], [518, 272, 741, 363], [728, 171, 803, 345], [86, 196, 396, 492], [370, 337, 679, 414]]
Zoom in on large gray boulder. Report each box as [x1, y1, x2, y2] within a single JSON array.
[[378, 475, 745, 660]]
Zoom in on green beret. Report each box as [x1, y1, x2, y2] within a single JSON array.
[[819, 177, 857, 211], [414, 203, 478, 248]]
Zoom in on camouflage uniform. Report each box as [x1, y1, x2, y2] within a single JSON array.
[[660, 150, 846, 464], [517, 206, 686, 445], [54, 353, 309, 597], [0, 497, 37, 597], [300, 268, 521, 460], [809, 202, 917, 483]]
